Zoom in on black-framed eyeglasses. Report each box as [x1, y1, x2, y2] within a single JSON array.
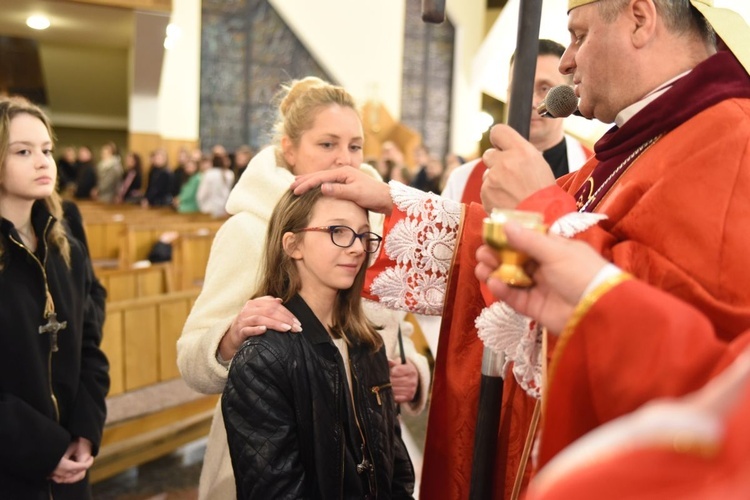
[[293, 225, 383, 254]]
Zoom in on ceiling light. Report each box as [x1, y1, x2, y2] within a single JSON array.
[[26, 15, 51, 30]]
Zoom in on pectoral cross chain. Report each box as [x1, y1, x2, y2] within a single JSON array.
[[39, 313, 67, 352]]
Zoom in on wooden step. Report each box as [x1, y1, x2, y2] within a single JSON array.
[[91, 393, 218, 483]]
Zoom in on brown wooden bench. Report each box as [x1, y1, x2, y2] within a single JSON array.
[[92, 288, 218, 483], [120, 221, 222, 278], [96, 262, 174, 301], [78, 201, 224, 269], [101, 289, 199, 395]]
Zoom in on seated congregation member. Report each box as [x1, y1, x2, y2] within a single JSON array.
[[175, 157, 202, 214], [56, 146, 78, 195], [73, 146, 97, 200], [232, 144, 254, 184], [142, 148, 173, 207], [95, 141, 123, 203], [0, 96, 109, 499], [115, 152, 143, 204], [170, 147, 191, 199], [223, 187, 414, 499], [196, 154, 234, 217], [177, 76, 429, 500], [474, 223, 750, 499]]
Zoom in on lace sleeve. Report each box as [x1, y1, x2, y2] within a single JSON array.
[[369, 182, 463, 315]]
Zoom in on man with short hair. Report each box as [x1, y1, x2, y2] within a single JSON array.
[[477, 0, 750, 475], [442, 39, 592, 204]]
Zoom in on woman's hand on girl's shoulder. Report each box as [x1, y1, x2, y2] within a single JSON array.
[[218, 296, 302, 362]]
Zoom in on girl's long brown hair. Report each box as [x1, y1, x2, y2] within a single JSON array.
[[253, 187, 382, 351]]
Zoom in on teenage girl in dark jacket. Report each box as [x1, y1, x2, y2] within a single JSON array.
[[222, 188, 414, 499], [0, 96, 110, 499]]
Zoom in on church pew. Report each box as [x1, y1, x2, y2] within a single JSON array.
[[101, 289, 199, 396], [96, 262, 174, 302], [120, 220, 223, 267], [79, 203, 173, 266], [83, 207, 227, 481], [83, 217, 126, 267], [92, 288, 213, 483], [171, 227, 217, 290], [81, 214, 223, 270], [77, 201, 222, 267]]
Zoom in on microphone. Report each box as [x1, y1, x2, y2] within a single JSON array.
[[537, 85, 580, 118]]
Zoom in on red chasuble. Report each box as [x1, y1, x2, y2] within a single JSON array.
[[527, 280, 750, 500], [461, 160, 486, 205], [364, 51, 750, 500]]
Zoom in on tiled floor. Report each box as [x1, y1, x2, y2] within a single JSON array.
[[93, 407, 428, 499]]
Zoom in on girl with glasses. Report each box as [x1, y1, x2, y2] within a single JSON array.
[[222, 187, 414, 498]]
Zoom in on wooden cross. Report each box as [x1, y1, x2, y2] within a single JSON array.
[[39, 312, 67, 352]]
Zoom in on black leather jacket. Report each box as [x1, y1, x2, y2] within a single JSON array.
[[223, 294, 414, 499]]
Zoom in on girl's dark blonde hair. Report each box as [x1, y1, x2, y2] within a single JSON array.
[[272, 76, 360, 170], [0, 96, 70, 269], [253, 187, 382, 351]]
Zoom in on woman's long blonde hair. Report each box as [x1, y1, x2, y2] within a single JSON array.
[[0, 96, 70, 269], [253, 187, 382, 351]]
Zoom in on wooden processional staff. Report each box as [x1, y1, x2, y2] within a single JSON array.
[[469, 1, 542, 498], [420, 0, 543, 498]]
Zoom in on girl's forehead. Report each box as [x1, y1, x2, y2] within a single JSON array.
[[309, 197, 368, 223], [8, 114, 51, 142]]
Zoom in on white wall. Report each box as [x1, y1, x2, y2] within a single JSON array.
[[270, 0, 406, 118], [270, 0, 485, 158], [129, 0, 201, 140], [129, 10, 168, 134], [447, 2, 486, 158], [158, 0, 201, 140]]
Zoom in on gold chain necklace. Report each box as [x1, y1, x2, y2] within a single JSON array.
[[578, 133, 663, 213]]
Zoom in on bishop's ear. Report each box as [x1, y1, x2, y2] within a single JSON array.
[[629, 0, 658, 48]]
